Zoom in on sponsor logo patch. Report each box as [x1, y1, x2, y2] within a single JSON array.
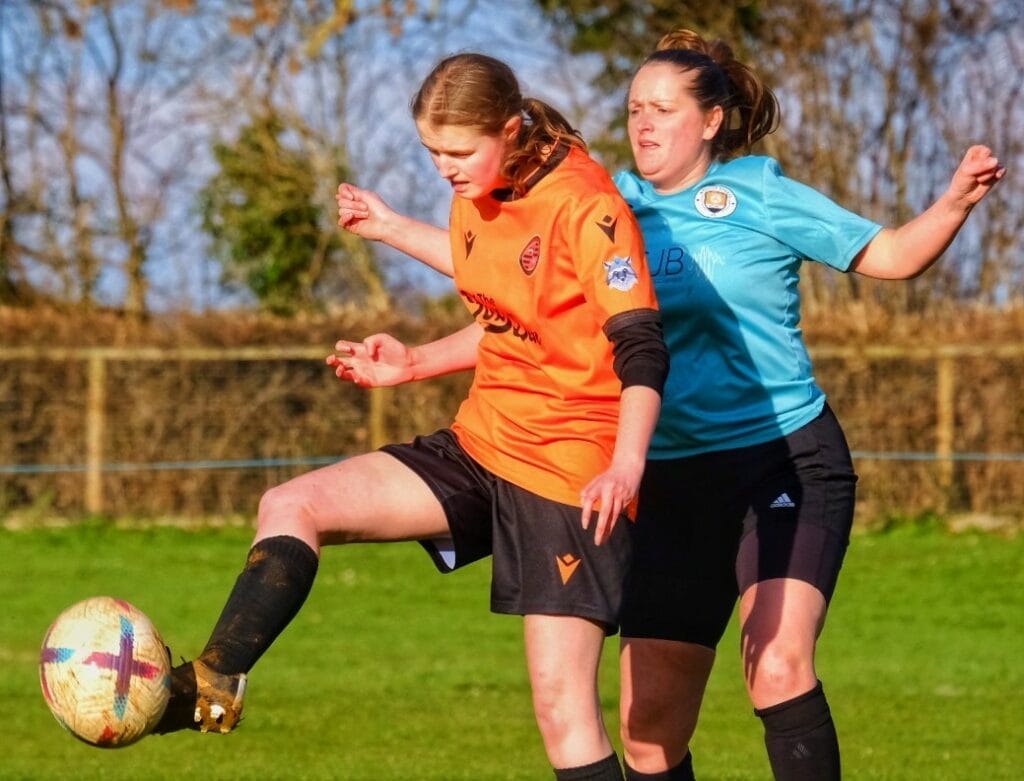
[[604, 256, 639, 292]]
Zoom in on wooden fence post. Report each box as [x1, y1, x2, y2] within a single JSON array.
[[368, 386, 388, 450], [85, 351, 106, 515], [935, 352, 955, 506]]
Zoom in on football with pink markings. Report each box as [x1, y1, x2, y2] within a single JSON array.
[[39, 596, 170, 747]]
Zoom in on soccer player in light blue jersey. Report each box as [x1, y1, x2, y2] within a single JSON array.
[[615, 29, 1003, 781], [335, 30, 1004, 780]]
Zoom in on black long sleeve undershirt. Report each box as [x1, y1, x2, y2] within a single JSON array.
[[604, 308, 669, 394]]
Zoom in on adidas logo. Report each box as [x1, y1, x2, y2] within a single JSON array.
[[770, 492, 796, 509], [556, 553, 581, 585]]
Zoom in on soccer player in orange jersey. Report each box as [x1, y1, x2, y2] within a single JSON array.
[[157, 53, 668, 781]]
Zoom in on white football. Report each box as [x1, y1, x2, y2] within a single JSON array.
[[39, 596, 171, 747]]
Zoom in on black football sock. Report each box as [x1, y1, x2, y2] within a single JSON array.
[[755, 681, 840, 781], [198, 535, 319, 675], [554, 752, 625, 780], [625, 751, 695, 780]]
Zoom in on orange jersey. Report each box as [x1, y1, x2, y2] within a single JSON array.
[[449, 145, 659, 507]]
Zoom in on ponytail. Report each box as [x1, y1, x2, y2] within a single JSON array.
[[648, 29, 779, 159]]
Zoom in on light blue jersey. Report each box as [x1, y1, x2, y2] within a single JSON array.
[[615, 156, 882, 458]]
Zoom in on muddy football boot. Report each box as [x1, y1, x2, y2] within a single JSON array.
[[153, 658, 247, 734]]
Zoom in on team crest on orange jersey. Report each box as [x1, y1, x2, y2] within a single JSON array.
[[604, 256, 639, 292], [519, 235, 542, 275]]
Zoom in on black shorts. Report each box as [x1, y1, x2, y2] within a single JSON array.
[[381, 429, 632, 632], [620, 404, 857, 648]]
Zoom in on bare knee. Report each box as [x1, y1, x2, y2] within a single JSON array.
[[530, 673, 609, 769], [620, 639, 711, 771], [532, 674, 593, 745], [524, 615, 611, 768], [739, 580, 826, 708], [621, 689, 699, 774], [745, 642, 816, 707], [256, 482, 331, 546], [621, 684, 685, 747], [532, 690, 573, 748]]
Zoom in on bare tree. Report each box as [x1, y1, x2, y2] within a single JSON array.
[[0, 1, 641, 312], [535, 0, 1023, 312], [0, 1, 242, 313], [0, 3, 25, 303], [723, 0, 1022, 311]]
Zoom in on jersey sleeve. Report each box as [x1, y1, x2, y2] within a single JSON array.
[[612, 169, 645, 206], [605, 312, 668, 392], [761, 159, 883, 272], [567, 191, 659, 326]]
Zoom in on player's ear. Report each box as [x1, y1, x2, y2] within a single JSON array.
[[503, 115, 521, 142], [703, 105, 724, 141]]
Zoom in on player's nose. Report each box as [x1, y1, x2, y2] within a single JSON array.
[[440, 161, 459, 179]]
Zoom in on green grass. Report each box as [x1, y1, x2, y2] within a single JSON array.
[[1, 521, 1021, 780]]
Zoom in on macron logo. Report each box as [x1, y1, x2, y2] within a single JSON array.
[[770, 492, 796, 509], [596, 214, 618, 242], [557, 554, 582, 585]]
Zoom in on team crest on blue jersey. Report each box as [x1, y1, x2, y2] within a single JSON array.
[[519, 235, 541, 275], [695, 185, 737, 218], [604, 256, 639, 292]]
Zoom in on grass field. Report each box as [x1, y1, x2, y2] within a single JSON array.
[[1, 520, 1021, 780]]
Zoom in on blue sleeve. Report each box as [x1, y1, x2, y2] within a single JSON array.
[[761, 159, 883, 271], [613, 170, 644, 205]]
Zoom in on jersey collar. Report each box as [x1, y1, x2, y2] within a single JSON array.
[[490, 141, 571, 202]]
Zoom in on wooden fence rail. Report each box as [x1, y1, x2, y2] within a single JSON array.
[[2, 343, 1023, 516], [1, 346, 388, 514]]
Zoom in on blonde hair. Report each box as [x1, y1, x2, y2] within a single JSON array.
[[646, 29, 779, 160], [411, 53, 585, 195]]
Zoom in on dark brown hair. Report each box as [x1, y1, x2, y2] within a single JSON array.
[[411, 53, 585, 195], [644, 29, 779, 160]]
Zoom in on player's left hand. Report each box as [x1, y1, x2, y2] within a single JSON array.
[[580, 458, 644, 546], [950, 145, 1005, 208], [326, 333, 415, 388], [336, 183, 396, 242]]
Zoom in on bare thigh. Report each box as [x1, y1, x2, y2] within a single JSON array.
[[255, 450, 450, 550]]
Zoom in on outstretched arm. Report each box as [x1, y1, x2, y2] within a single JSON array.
[[336, 183, 455, 277], [326, 322, 481, 388], [850, 145, 1005, 280]]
